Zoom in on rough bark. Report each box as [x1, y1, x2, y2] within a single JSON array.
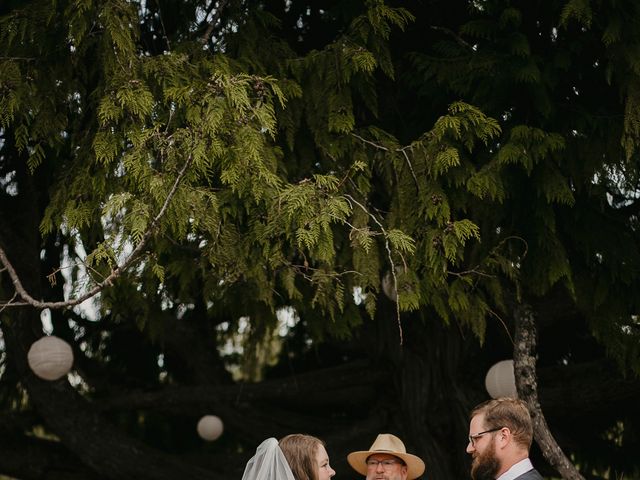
[[373, 305, 475, 480], [514, 303, 586, 480]]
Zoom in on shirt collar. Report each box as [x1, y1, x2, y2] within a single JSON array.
[[496, 458, 534, 480]]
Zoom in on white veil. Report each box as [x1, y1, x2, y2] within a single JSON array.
[[241, 437, 296, 480]]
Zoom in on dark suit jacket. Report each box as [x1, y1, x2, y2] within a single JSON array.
[[514, 468, 544, 480]]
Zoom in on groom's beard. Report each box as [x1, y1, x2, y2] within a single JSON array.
[[470, 441, 500, 480]]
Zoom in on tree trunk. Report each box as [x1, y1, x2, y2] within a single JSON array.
[[514, 303, 585, 480], [376, 304, 476, 480]]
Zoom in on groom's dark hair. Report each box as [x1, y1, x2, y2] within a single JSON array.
[[471, 397, 534, 450]]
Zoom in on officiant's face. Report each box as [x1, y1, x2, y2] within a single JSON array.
[[315, 444, 336, 480], [365, 453, 408, 480]]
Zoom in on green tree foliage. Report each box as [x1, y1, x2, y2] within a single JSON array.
[[409, 0, 640, 367], [0, 0, 639, 479], [0, 0, 507, 339]]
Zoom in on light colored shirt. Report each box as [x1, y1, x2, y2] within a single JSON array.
[[496, 458, 534, 480]]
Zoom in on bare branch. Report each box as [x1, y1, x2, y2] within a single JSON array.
[[200, 0, 231, 46], [344, 194, 404, 344], [351, 132, 392, 152], [487, 307, 514, 346], [0, 292, 17, 314], [351, 133, 420, 190], [0, 56, 36, 61], [0, 155, 194, 310], [151, 0, 172, 51], [429, 25, 474, 50], [286, 262, 363, 283], [447, 235, 528, 279]]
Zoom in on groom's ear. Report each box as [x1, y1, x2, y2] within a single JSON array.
[[497, 427, 512, 447]]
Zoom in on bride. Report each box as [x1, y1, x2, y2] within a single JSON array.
[[242, 434, 336, 480]]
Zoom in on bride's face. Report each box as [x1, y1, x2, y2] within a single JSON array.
[[315, 444, 336, 480]]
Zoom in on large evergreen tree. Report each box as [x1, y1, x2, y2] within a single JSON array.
[[0, 1, 639, 479]]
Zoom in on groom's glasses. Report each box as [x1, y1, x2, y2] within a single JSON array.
[[468, 427, 504, 447]]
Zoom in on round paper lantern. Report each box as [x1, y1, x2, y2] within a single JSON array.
[[381, 271, 397, 302], [485, 359, 518, 399], [27, 336, 74, 381], [197, 415, 224, 441]]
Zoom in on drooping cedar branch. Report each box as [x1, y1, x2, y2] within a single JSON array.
[[0, 154, 193, 311]]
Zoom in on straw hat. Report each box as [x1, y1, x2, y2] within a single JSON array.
[[347, 433, 425, 479]]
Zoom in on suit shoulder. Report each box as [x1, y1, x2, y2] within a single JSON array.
[[516, 469, 544, 480]]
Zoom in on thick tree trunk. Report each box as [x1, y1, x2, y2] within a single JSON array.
[[374, 304, 475, 480], [514, 303, 585, 480]]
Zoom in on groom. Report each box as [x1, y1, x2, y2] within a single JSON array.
[[466, 397, 543, 480]]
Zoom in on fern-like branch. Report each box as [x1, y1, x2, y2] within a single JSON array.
[[0, 155, 194, 310], [351, 132, 420, 189], [344, 193, 405, 344]]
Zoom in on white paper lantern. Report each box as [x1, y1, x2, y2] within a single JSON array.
[[27, 336, 74, 381], [381, 271, 398, 302], [485, 359, 518, 399], [197, 415, 224, 441]]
